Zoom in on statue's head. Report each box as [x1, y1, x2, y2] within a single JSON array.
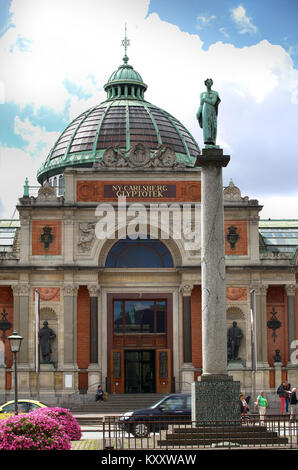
[[43, 321, 48, 327], [232, 321, 237, 327], [204, 78, 213, 88]]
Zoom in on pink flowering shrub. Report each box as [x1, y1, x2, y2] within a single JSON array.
[[0, 413, 71, 450], [33, 407, 81, 441]]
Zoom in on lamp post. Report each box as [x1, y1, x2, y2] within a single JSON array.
[[8, 331, 23, 415]]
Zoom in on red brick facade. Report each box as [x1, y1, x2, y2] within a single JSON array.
[[32, 220, 62, 256]]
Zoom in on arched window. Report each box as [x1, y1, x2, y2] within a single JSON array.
[[105, 237, 174, 268]]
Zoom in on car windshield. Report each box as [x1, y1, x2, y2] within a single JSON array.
[[150, 398, 166, 409], [150, 395, 187, 410], [2, 402, 30, 413]]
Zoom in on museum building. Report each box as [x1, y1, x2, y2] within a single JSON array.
[[0, 51, 297, 404]]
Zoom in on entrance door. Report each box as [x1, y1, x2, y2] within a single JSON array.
[[124, 350, 155, 393]]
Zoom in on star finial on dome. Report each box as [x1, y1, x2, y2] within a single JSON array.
[[121, 23, 130, 65]]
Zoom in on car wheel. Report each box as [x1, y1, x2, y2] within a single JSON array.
[[133, 422, 150, 438]]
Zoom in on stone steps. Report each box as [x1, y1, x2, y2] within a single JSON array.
[[70, 393, 165, 414], [158, 425, 288, 447]]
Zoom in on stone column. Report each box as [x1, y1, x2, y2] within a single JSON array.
[[192, 148, 240, 424], [18, 284, 30, 365], [286, 284, 296, 365], [253, 284, 269, 367], [88, 285, 101, 391], [180, 283, 194, 391], [19, 214, 30, 265], [63, 216, 75, 264], [11, 285, 21, 335], [63, 284, 78, 368], [88, 285, 100, 364]]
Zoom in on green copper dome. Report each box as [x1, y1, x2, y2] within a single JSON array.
[[37, 56, 200, 184], [107, 64, 144, 82]]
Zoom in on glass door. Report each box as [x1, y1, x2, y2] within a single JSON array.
[[124, 350, 155, 393]]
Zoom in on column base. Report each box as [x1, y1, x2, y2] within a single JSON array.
[[180, 363, 195, 392], [192, 374, 240, 424]]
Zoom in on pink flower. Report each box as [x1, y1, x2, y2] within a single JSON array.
[[0, 413, 71, 450]]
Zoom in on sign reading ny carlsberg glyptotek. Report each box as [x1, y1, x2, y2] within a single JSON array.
[[77, 180, 201, 202]]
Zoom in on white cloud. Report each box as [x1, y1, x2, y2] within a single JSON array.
[[0, 146, 44, 218], [196, 14, 216, 30], [231, 5, 257, 35], [14, 116, 60, 156], [258, 195, 298, 219]]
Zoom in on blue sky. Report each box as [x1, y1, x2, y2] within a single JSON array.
[[0, 0, 297, 219], [148, 0, 298, 66]]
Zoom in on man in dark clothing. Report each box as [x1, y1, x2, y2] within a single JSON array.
[[277, 382, 287, 414], [95, 385, 105, 402], [290, 387, 297, 422]]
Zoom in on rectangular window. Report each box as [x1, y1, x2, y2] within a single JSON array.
[[113, 299, 166, 334]]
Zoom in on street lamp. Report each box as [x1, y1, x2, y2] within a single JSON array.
[[8, 331, 23, 415]]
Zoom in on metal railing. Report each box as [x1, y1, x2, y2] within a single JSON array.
[[94, 415, 298, 450]]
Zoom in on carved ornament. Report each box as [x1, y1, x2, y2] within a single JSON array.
[[93, 143, 186, 169]]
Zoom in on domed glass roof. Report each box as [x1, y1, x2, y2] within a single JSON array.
[[37, 55, 200, 184]]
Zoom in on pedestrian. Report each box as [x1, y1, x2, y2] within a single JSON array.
[[285, 382, 291, 413], [257, 391, 268, 425], [277, 382, 287, 414], [95, 385, 104, 402], [239, 393, 249, 423], [290, 387, 297, 422]]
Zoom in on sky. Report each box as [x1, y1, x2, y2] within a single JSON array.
[[0, 0, 298, 220]]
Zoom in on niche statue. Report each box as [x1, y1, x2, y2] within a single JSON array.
[[196, 78, 221, 147], [227, 321, 243, 361], [39, 321, 56, 363]]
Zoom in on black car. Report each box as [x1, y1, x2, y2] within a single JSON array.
[[118, 393, 191, 437]]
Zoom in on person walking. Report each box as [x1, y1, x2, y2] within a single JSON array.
[[239, 393, 249, 423], [285, 382, 291, 413], [277, 382, 287, 414], [257, 391, 268, 425], [290, 387, 297, 422]]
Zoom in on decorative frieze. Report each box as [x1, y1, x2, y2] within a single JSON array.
[[93, 143, 186, 170], [78, 222, 96, 253], [226, 287, 247, 301], [33, 288, 60, 302]]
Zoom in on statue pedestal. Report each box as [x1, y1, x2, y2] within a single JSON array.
[[228, 360, 245, 370], [274, 362, 283, 388], [192, 375, 240, 424]]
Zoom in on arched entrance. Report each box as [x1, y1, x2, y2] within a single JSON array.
[[105, 237, 174, 394]]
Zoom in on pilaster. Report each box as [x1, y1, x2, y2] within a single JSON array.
[[180, 283, 194, 391], [286, 284, 296, 366], [62, 284, 78, 368]]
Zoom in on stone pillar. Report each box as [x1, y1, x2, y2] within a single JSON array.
[[252, 284, 269, 367], [286, 284, 296, 366], [180, 283, 194, 391], [18, 284, 30, 365], [19, 214, 30, 264], [63, 216, 74, 264], [88, 285, 101, 391], [88, 285, 100, 364], [12, 285, 21, 335], [192, 148, 240, 424]]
